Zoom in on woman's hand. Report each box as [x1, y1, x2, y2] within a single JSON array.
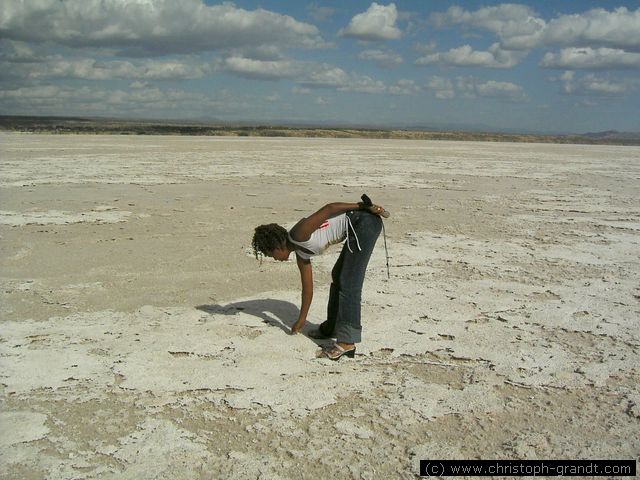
[[369, 204, 388, 217], [291, 319, 306, 335]]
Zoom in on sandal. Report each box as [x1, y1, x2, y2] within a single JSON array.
[[316, 343, 356, 360]]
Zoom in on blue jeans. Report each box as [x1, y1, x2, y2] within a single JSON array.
[[319, 210, 382, 344]]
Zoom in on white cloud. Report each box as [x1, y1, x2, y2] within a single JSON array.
[[557, 72, 633, 96], [0, 40, 43, 62], [358, 49, 403, 68], [0, 85, 68, 101], [232, 45, 286, 62], [301, 66, 351, 89], [560, 71, 575, 82], [130, 81, 150, 89], [299, 65, 387, 94], [12, 56, 210, 81], [307, 4, 335, 22], [41, 59, 134, 81], [540, 48, 640, 69], [292, 87, 311, 95], [339, 75, 386, 94], [0, 83, 227, 117], [430, 4, 545, 50], [416, 43, 526, 68], [425, 76, 526, 101], [340, 3, 402, 41], [475, 80, 526, 100], [456, 77, 526, 100], [220, 57, 301, 80], [581, 78, 628, 95], [430, 5, 640, 51], [543, 7, 640, 51], [0, 85, 109, 115], [0, 48, 217, 85], [414, 41, 437, 54], [425, 76, 455, 99], [0, 0, 325, 56], [388, 79, 419, 96]]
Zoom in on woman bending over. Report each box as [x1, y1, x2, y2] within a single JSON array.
[[252, 197, 386, 360]]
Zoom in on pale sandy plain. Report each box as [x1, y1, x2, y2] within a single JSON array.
[[0, 133, 639, 479]]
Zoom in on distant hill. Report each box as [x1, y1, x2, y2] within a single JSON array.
[[581, 130, 640, 142], [1, 115, 638, 146]]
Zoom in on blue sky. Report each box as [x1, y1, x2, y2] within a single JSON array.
[[1, 1, 639, 133]]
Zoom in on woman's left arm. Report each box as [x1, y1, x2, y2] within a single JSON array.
[[291, 201, 386, 241], [290, 202, 359, 242]]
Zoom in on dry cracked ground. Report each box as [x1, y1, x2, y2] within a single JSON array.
[[1, 134, 639, 479]]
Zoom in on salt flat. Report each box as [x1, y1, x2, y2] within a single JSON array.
[[1, 133, 639, 479]]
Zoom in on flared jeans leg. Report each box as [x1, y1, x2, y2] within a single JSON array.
[[320, 211, 382, 343]]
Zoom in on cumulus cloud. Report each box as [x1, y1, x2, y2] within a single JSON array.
[[540, 48, 640, 69], [430, 4, 545, 50], [579, 78, 628, 95], [414, 41, 437, 54], [358, 49, 403, 68], [307, 3, 335, 22], [425, 75, 526, 101], [218, 56, 402, 96], [301, 66, 351, 89], [458, 77, 526, 100], [130, 81, 150, 89], [388, 79, 419, 96], [474, 80, 526, 99], [231, 45, 286, 62], [214, 59, 390, 95], [556, 72, 633, 96], [24, 57, 210, 81], [0, 83, 229, 117], [0, 0, 325, 56], [298, 65, 387, 94], [339, 75, 386, 94], [0, 83, 203, 105], [217, 51, 395, 86], [340, 3, 402, 41], [425, 76, 455, 99], [291, 87, 311, 95], [416, 43, 526, 68], [219, 57, 301, 80], [430, 5, 640, 52], [543, 7, 640, 51], [0, 40, 44, 63]]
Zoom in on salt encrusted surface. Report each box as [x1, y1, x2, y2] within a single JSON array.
[[1, 134, 638, 478], [0, 207, 131, 226]]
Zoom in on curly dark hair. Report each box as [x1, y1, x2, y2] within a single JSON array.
[[252, 223, 288, 260]]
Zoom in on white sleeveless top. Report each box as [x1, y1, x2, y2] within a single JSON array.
[[288, 213, 361, 260]]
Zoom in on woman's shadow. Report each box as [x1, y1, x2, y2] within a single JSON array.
[[196, 299, 329, 346]]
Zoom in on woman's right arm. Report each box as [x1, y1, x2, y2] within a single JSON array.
[[291, 254, 313, 334]]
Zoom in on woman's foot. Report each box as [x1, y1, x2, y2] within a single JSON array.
[[316, 342, 356, 360]]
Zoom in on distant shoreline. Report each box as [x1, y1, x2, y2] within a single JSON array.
[[1, 115, 639, 146]]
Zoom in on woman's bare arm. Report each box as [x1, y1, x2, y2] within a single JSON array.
[[291, 254, 313, 334], [290, 202, 359, 242]]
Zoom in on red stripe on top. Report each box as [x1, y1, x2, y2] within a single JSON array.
[[319, 221, 330, 229]]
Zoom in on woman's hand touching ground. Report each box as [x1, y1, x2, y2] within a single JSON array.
[[291, 319, 305, 335]]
